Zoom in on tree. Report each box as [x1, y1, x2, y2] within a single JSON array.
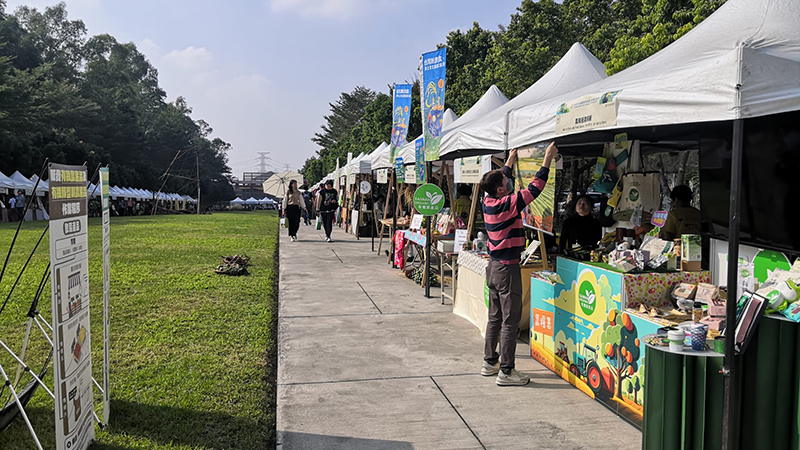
[[444, 23, 498, 115], [605, 0, 726, 74], [312, 86, 376, 150], [600, 309, 641, 399]]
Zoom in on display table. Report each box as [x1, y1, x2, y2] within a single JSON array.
[[529, 256, 711, 429], [453, 251, 535, 339]]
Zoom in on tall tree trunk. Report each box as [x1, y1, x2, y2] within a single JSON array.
[[675, 151, 690, 186]]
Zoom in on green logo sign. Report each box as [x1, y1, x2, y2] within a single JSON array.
[[629, 188, 639, 202], [413, 184, 445, 216], [578, 280, 596, 316]]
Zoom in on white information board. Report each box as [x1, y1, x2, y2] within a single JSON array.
[[48, 163, 95, 450]]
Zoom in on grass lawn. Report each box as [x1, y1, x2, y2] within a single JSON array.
[[0, 211, 279, 449]]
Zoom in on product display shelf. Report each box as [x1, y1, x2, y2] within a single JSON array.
[[641, 315, 800, 450]]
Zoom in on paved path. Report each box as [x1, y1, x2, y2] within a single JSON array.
[[276, 225, 641, 450]]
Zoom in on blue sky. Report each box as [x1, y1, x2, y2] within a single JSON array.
[[7, 0, 524, 177]]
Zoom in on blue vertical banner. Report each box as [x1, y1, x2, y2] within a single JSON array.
[[390, 84, 413, 163], [414, 137, 426, 184], [421, 48, 446, 161], [394, 157, 405, 183]]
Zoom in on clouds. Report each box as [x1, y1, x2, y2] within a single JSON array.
[[163, 46, 214, 72]]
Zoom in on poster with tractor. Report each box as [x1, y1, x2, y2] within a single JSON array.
[[530, 258, 654, 428]]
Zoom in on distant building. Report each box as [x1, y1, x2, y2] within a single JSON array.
[[233, 171, 276, 201]]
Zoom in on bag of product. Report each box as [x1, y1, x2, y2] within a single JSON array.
[[614, 173, 660, 221]]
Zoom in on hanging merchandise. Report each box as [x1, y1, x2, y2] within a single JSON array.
[[593, 159, 619, 194], [613, 173, 660, 221]]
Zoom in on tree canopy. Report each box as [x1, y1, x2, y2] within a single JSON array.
[[301, 0, 726, 186], [0, 2, 234, 205]]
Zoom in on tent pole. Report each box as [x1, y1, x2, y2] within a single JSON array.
[[424, 161, 432, 298], [721, 118, 743, 450], [390, 171, 398, 267]]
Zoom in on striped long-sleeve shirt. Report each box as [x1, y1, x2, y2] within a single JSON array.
[[482, 165, 550, 265]]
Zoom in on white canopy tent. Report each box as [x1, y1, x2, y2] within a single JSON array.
[[230, 197, 245, 205], [0, 172, 15, 191], [439, 42, 608, 157], [371, 141, 403, 170], [507, 0, 800, 148], [244, 197, 260, 205], [397, 107, 461, 167], [438, 85, 510, 159], [9, 171, 47, 196]]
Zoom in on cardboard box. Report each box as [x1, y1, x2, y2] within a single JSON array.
[[681, 260, 702, 272], [696, 283, 720, 303], [673, 282, 698, 300]]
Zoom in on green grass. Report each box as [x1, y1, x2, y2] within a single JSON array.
[[0, 211, 279, 449]]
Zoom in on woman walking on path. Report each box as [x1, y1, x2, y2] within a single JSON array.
[[316, 180, 338, 242], [283, 180, 306, 242]]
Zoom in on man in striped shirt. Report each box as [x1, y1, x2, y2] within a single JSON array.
[[479, 143, 558, 386]]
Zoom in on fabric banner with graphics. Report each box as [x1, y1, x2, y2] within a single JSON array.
[[414, 137, 426, 184], [49, 164, 95, 450], [421, 48, 446, 161], [395, 157, 405, 183], [390, 84, 413, 162], [516, 145, 556, 234]]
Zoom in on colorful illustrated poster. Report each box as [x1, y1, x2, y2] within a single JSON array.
[[414, 137, 426, 184], [100, 167, 111, 424], [49, 163, 95, 450], [530, 258, 661, 429], [390, 84, 413, 162], [516, 145, 556, 233], [421, 48, 446, 161]]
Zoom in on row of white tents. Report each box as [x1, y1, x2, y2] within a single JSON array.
[[309, 0, 798, 191], [230, 197, 277, 206], [0, 170, 196, 203]]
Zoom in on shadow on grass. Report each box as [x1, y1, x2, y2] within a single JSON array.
[[93, 399, 270, 449], [277, 431, 414, 450]]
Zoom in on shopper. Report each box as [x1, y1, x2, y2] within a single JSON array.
[[316, 180, 338, 242], [302, 190, 314, 225], [14, 190, 25, 222], [8, 196, 16, 222], [282, 180, 306, 242], [480, 143, 557, 386], [659, 184, 701, 240]]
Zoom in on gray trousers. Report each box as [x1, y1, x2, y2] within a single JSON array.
[[484, 259, 522, 373]]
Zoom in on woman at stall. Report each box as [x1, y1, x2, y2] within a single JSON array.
[[282, 179, 306, 242], [558, 195, 602, 254]]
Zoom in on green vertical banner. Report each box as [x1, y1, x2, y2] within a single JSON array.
[[390, 84, 412, 163], [421, 48, 446, 161], [414, 137, 426, 184]]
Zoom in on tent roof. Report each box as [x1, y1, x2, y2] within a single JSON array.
[[509, 0, 800, 148], [371, 140, 403, 170], [442, 108, 458, 128], [0, 172, 14, 189], [439, 85, 510, 158], [438, 42, 608, 158]]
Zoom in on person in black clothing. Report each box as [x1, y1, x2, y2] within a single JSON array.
[[559, 195, 602, 254], [316, 180, 339, 242]]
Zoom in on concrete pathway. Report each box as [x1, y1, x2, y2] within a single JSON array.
[[276, 225, 641, 450]]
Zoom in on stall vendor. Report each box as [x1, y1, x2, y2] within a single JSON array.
[[659, 185, 701, 240], [453, 184, 473, 220], [558, 195, 602, 254]]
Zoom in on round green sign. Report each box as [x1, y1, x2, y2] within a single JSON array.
[[579, 280, 597, 316], [413, 184, 445, 216]]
